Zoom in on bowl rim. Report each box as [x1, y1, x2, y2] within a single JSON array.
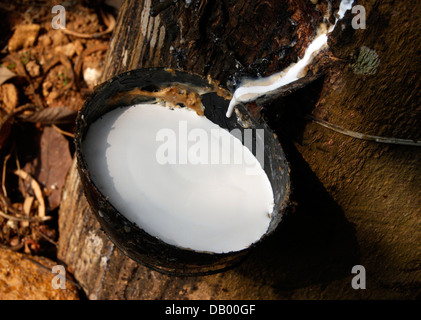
[[74, 67, 291, 275]]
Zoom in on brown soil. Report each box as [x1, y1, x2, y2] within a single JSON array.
[[0, 0, 116, 299]]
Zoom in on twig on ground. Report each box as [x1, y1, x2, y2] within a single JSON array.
[[2, 154, 11, 198], [62, 8, 116, 39], [14, 169, 46, 218], [0, 242, 24, 251], [52, 124, 75, 138], [21, 195, 34, 227], [0, 209, 51, 222], [0, 104, 37, 133], [36, 229, 57, 246]]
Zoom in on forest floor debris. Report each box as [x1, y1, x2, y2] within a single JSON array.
[[0, 0, 116, 299]]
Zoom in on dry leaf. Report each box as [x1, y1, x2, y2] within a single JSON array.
[[18, 106, 77, 124], [0, 66, 17, 86], [40, 127, 73, 210], [22, 126, 73, 211]]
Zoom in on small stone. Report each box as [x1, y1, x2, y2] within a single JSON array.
[[8, 24, 41, 52], [51, 30, 69, 46], [83, 67, 102, 87], [48, 90, 60, 101], [38, 34, 52, 47], [25, 60, 41, 78], [74, 40, 84, 56], [9, 236, 20, 247], [0, 83, 19, 113], [6, 220, 18, 230], [42, 80, 53, 97], [54, 43, 76, 57]]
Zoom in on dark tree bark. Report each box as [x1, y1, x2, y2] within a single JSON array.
[[58, 0, 420, 299]]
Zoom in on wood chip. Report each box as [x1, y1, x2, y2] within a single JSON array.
[[8, 24, 41, 52], [14, 169, 45, 218], [23, 196, 34, 215], [21, 196, 34, 227], [0, 83, 19, 113]]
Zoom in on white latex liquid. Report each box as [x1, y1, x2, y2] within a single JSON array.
[[226, 0, 355, 117], [83, 104, 274, 253]]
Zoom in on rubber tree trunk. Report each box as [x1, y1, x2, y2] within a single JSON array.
[[58, 0, 420, 299]]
